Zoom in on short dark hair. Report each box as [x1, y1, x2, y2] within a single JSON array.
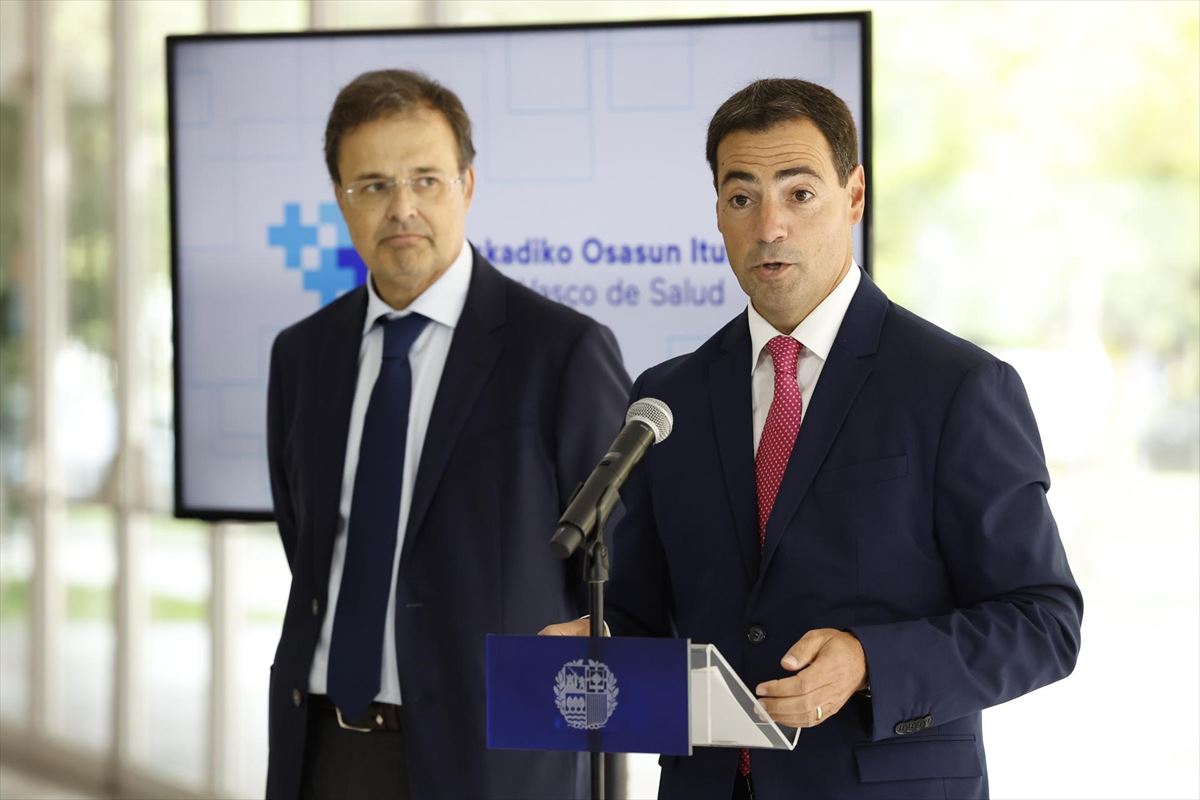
[[323, 69, 476, 185], [705, 78, 859, 187]]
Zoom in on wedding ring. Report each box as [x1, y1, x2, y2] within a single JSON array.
[[816, 705, 823, 721]]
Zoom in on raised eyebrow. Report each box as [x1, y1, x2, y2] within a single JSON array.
[[719, 165, 822, 190], [718, 170, 759, 191], [775, 166, 823, 183]]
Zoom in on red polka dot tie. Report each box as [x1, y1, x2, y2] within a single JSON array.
[[740, 334, 803, 778]]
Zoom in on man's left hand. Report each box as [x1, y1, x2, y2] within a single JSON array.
[[537, 618, 592, 637], [754, 628, 868, 728]]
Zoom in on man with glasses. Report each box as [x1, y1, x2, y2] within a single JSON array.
[[265, 69, 630, 800]]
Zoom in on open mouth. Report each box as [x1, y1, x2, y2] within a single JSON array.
[[757, 261, 791, 272]]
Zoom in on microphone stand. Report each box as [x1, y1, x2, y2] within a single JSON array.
[[586, 488, 612, 800]]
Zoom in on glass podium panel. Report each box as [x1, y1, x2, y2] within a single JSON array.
[[689, 644, 800, 750]]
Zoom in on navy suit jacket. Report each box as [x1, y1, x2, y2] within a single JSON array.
[[607, 272, 1082, 799], [265, 248, 631, 799]]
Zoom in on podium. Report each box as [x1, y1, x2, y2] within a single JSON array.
[[486, 635, 799, 756]]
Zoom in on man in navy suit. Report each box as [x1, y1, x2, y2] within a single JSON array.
[[544, 79, 1082, 798], [266, 70, 630, 799]]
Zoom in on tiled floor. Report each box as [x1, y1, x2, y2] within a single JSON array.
[[0, 764, 101, 800]]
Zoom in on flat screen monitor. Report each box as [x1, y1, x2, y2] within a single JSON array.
[[168, 12, 872, 519]]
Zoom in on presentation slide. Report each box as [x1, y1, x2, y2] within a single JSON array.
[[169, 14, 870, 518]]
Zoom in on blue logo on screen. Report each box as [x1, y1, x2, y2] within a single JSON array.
[[268, 202, 367, 306]]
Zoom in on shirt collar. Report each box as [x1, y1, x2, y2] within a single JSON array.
[[363, 238, 473, 335], [747, 260, 862, 373]]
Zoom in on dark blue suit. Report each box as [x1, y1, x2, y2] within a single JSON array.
[[607, 272, 1082, 799], [265, 249, 631, 799]]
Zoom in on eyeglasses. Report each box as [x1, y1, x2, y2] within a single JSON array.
[[340, 173, 464, 210]]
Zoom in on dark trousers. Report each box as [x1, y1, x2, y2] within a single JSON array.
[[301, 703, 410, 800]]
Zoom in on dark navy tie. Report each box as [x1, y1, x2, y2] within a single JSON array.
[[327, 312, 429, 720]]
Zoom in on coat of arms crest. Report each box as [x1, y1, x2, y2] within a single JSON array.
[[553, 659, 620, 730]]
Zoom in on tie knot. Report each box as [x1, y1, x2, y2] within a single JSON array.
[[766, 335, 801, 378], [379, 313, 429, 359]]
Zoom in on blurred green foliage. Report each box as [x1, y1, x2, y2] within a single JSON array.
[[0, 100, 26, 471], [64, 103, 115, 359], [869, 1, 1198, 406], [0, 579, 280, 623]]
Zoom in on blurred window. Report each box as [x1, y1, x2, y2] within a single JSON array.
[[222, 523, 289, 799], [43, 0, 118, 757], [59, 0, 116, 504], [212, 0, 307, 32], [0, 505, 33, 723], [0, 0, 31, 728], [312, 0, 425, 29], [129, 515, 211, 789], [124, 1, 211, 789], [137, 0, 205, 513], [48, 504, 115, 752]]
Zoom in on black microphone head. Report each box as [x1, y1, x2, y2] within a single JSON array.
[[549, 523, 584, 560], [626, 398, 673, 444]]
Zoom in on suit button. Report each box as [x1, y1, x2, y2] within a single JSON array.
[[311, 598, 320, 616], [746, 625, 767, 644], [894, 714, 933, 735], [292, 689, 303, 707]]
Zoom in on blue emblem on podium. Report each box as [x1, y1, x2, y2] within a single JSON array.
[[486, 635, 690, 755], [554, 659, 620, 730]]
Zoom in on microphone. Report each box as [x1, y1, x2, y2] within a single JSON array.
[[549, 398, 673, 559]]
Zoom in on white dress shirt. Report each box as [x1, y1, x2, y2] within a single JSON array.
[[308, 240, 473, 705], [748, 262, 862, 454]]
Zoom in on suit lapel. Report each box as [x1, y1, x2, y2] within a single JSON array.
[[402, 251, 504, 556], [708, 313, 759, 586], [759, 274, 889, 577], [311, 287, 369, 588]]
